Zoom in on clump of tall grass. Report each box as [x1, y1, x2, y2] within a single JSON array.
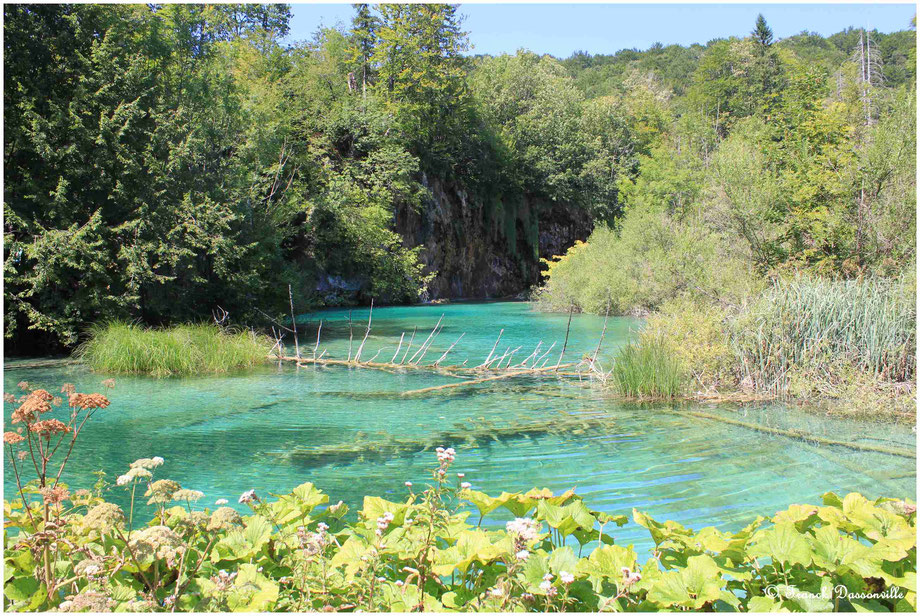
[[731, 275, 915, 395], [77, 322, 273, 377], [611, 339, 687, 399]]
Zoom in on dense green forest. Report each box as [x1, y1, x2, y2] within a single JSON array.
[[3, 3, 916, 355]]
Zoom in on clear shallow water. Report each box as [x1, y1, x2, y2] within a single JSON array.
[[4, 302, 916, 553]]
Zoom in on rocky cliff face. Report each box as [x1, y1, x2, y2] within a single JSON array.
[[395, 175, 592, 300]]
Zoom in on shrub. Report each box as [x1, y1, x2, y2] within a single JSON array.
[[642, 298, 735, 391], [611, 338, 687, 399], [534, 211, 760, 316], [76, 322, 273, 377]]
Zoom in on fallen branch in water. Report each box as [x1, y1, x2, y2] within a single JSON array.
[[400, 363, 579, 396]]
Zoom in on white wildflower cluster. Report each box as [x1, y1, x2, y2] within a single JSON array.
[[489, 587, 504, 598], [620, 567, 642, 588], [460, 482, 472, 490], [505, 517, 541, 543], [404, 481, 413, 488], [130, 457, 164, 470], [515, 549, 530, 561], [116, 466, 152, 486], [560, 571, 575, 585], [215, 498, 228, 506], [238, 489, 257, 504], [172, 489, 204, 503], [539, 573, 558, 596], [376, 512, 395, 537]]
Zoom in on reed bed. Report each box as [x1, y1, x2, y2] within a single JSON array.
[[77, 322, 273, 377], [610, 339, 687, 399], [731, 276, 916, 395]]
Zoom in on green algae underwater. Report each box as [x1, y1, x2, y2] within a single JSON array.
[[3, 302, 915, 554]]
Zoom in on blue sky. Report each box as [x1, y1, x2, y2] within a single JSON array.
[[284, 2, 916, 57]]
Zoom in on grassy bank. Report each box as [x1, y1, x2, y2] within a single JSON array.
[[601, 276, 916, 420], [77, 322, 273, 377]]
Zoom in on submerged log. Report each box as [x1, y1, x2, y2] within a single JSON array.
[[280, 411, 618, 467], [671, 408, 915, 459]]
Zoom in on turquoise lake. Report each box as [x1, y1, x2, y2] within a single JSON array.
[[3, 302, 916, 553]]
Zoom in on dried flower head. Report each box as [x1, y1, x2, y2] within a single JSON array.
[[145, 479, 181, 504], [18, 381, 30, 391], [172, 489, 204, 503], [58, 590, 114, 612], [74, 558, 105, 578], [130, 457, 163, 471], [40, 485, 71, 505], [61, 383, 76, 395], [4, 393, 16, 404], [29, 419, 72, 437], [129, 525, 183, 560], [81, 503, 126, 534], [69, 392, 110, 410], [11, 389, 54, 423], [17, 450, 28, 460], [100, 378, 116, 389], [3, 431, 25, 445], [207, 507, 243, 531]]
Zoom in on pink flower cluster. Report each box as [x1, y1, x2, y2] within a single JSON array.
[[376, 512, 395, 537], [505, 517, 541, 542], [621, 567, 642, 587]]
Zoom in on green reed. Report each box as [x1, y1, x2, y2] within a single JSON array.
[[611, 339, 687, 399], [77, 322, 273, 377], [731, 275, 916, 395]]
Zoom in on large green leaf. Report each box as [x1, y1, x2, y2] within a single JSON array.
[[749, 522, 813, 567], [432, 528, 497, 576], [537, 500, 595, 538], [226, 563, 279, 612], [809, 524, 881, 577], [243, 515, 273, 552], [646, 554, 723, 609]]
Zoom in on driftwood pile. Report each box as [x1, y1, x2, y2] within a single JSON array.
[[268, 301, 611, 396]]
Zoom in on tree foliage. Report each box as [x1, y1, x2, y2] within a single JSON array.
[[4, 7, 915, 353]]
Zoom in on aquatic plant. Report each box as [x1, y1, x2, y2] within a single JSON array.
[[76, 322, 273, 377], [611, 339, 687, 399], [732, 275, 916, 394]]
